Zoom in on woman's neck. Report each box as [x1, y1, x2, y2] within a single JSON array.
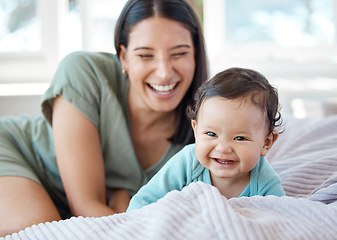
[[128, 95, 177, 169], [129, 104, 176, 132], [127, 91, 177, 132]]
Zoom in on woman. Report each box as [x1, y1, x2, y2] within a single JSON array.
[[0, 0, 208, 236]]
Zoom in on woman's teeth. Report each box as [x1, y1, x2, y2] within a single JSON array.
[[149, 83, 177, 93]]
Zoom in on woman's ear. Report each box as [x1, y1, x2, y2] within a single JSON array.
[[261, 130, 279, 156], [119, 44, 128, 72]]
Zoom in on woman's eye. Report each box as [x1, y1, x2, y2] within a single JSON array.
[[234, 136, 247, 141], [138, 54, 153, 59], [206, 132, 217, 137], [171, 52, 187, 58]]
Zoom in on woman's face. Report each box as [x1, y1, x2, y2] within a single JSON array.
[[119, 16, 195, 113]]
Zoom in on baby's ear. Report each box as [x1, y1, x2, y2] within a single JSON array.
[[261, 130, 279, 156], [191, 119, 197, 131], [191, 120, 197, 139]]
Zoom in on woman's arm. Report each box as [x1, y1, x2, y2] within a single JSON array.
[[53, 95, 116, 217], [106, 188, 131, 213]]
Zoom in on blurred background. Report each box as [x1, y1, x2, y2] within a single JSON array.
[[0, 0, 336, 118]]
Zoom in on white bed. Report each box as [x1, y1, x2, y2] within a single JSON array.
[[3, 115, 337, 240]]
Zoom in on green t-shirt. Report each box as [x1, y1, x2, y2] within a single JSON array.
[[40, 51, 184, 196], [1, 51, 183, 199]]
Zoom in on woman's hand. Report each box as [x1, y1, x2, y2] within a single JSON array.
[[53, 96, 115, 217], [106, 188, 131, 213]]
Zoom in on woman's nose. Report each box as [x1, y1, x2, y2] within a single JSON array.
[[155, 58, 173, 80]]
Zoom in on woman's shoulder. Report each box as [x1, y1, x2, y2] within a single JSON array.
[[41, 51, 126, 127], [59, 51, 124, 89], [52, 50, 124, 88], [59, 51, 120, 68], [62, 50, 118, 60]]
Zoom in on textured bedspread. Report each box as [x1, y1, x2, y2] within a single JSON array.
[[3, 115, 337, 240]]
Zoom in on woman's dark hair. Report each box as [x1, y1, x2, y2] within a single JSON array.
[[186, 67, 282, 134], [114, 0, 208, 145]]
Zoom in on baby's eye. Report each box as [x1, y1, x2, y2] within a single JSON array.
[[206, 132, 217, 137], [234, 136, 247, 141]]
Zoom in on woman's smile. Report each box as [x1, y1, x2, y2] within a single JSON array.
[[148, 82, 178, 95]]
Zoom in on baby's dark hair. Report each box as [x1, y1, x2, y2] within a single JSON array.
[[186, 67, 282, 134]]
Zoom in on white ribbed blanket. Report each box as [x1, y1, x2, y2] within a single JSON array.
[[3, 115, 337, 240]]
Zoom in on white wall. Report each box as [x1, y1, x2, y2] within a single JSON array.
[[0, 95, 42, 117]]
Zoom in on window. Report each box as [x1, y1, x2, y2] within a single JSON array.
[[204, 0, 337, 75], [226, 0, 334, 47], [0, 0, 64, 84], [77, 0, 126, 52], [0, 0, 126, 85], [0, 0, 41, 52], [204, 0, 337, 118], [1, 0, 337, 117]]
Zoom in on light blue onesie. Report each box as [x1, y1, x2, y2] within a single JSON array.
[[127, 144, 285, 211]]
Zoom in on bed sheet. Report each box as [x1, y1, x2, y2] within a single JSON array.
[[3, 115, 337, 240]]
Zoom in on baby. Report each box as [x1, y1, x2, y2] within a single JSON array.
[[127, 67, 285, 211]]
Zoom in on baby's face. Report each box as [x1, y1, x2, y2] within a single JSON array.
[[191, 96, 273, 182]]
